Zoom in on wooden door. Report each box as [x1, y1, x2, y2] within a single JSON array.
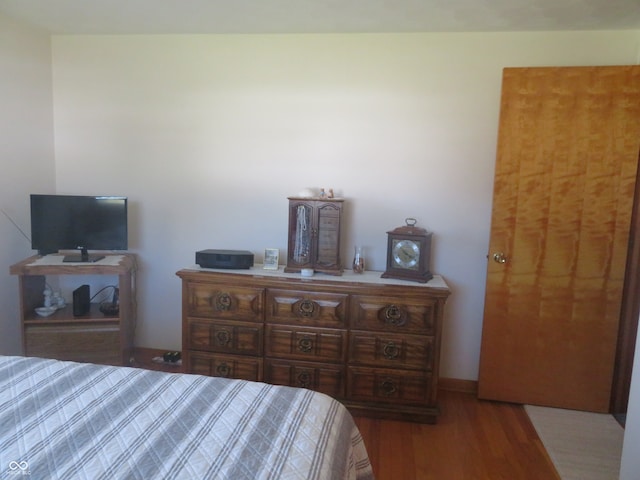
[[478, 66, 640, 412]]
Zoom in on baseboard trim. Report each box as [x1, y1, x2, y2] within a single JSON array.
[[439, 377, 478, 395]]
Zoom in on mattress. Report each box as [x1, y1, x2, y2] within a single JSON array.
[[0, 355, 374, 480]]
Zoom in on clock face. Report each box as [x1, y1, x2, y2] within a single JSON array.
[[392, 239, 420, 269]]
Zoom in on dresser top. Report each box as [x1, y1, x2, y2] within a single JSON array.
[[179, 264, 450, 292]]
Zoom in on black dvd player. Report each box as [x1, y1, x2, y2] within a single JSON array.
[[196, 249, 254, 269]]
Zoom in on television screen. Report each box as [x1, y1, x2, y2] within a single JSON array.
[[30, 194, 128, 262]]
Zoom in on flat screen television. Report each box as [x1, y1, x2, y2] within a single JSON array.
[[30, 194, 128, 262]]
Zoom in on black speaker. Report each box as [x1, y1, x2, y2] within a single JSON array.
[[196, 249, 254, 269], [73, 284, 90, 316]]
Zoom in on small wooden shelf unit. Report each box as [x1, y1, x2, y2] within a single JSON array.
[[177, 267, 450, 423], [10, 254, 136, 366]]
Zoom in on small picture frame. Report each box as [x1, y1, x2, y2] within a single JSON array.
[[263, 248, 279, 270]]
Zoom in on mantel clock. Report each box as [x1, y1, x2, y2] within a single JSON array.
[[381, 218, 433, 283]]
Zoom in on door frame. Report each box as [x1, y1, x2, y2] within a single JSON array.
[[611, 149, 640, 414]]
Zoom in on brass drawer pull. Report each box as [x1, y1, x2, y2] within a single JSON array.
[[298, 337, 313, 353], [296, 371, 312, 388], [214, 292, 232, 311], [383, 341, 400, 360], [383, 304, 406, 326], [216, 363, 231, 377], [298, 299, 316, 317], [380, 379, 397, 396], [215, 329, 231, 346]]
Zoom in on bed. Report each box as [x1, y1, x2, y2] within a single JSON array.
[[0, 355, 374, 480]]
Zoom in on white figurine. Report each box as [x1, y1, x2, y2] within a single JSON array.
[[43, 288, 52, 308]]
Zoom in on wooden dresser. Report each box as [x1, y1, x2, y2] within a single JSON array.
[[177, 267, 450, 423]]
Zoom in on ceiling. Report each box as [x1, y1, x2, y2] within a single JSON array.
[[0, 0, 639, 35]]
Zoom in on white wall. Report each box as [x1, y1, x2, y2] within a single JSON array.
[[50, 30, 640, 380], [0, 13, 55, 354]]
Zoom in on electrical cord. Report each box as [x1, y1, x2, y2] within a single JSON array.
[[89, 285, 120, 316], [90, 285, 118, 303]]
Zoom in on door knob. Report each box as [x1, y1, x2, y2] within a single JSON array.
[[492, 252, 507, 264]]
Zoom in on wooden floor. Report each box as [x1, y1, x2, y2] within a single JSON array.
[[353, 390, 561, 480]]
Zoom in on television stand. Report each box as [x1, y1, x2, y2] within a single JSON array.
[[10, 253, 136, 366], [63, 247, 104, 263]]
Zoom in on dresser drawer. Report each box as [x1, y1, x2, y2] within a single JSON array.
[[265, 325, 347, 362], [265, 358, 345, 398], [186, 282, 263, 321], [189, 351, 262, 381], [266, 289, 348, 328], [347, 367, 432, 405], [349, 331, 433, 370], [350, 295, 436, 334], [188, 320, 263, 355]]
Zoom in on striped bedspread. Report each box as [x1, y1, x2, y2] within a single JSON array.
[[0, 355, 374, 480]]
